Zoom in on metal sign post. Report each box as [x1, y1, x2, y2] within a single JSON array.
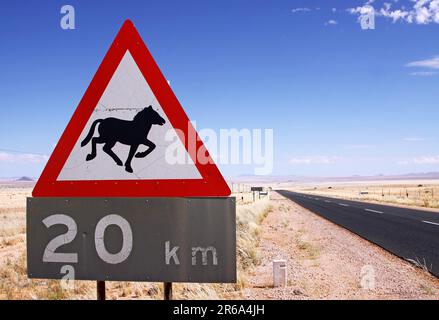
[[97, 281, 106, 300], [164, 282, 172, 300], [251, 187, 263, 202]]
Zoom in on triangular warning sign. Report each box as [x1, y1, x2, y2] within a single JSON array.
[[33, 20, 230, 197]]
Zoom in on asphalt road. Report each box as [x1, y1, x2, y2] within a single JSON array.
[[277, 190, 439, 277]]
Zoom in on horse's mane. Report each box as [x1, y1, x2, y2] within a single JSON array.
[[133, 108, 147, 121]]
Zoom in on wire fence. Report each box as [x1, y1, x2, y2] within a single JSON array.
[[307, 185, 439, 209]]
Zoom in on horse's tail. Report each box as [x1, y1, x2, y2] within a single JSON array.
[[80, 119, 102, 147]]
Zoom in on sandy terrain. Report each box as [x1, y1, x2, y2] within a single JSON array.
[[240, 192, 439, 299], [0, 184, 28, 262]]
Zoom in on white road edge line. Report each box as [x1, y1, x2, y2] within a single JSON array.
[[324, 200, 331, 203], [338, 203, 349, 207], [422, 220, 439, 226], [365, 208, 384, 214]]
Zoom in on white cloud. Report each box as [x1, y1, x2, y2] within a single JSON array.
[[325, 20, 338, 26], [289, 156, 341, 165], [406, 56, 439, 69], [410, 71, 438, 76], [398, 155, 439, 165], [291, 7, 311, 13], [348, 4, 375, 16], [414, 156, 439, 164], [403, 137, 425, 142], [0, 152, 48, 164], [380, 7, 410, 22], [349, 0, 439, 25]]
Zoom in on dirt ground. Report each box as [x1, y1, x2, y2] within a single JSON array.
[[240, 192, 439, 300], [1, 185, 438, 299], [0, 184, 28, 265]]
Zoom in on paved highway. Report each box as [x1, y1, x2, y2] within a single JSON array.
[[277, 190, 439, 277]]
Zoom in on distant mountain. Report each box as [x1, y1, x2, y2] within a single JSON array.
[[15, 176, 34, 182], [228, 172, 439, 184]]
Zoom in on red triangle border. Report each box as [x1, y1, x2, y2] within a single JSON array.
[[33, 20, 231, 197]]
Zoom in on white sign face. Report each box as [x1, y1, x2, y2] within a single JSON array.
[[58, 51, 202, 181]]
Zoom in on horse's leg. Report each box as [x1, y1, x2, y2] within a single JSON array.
[[125, 144, 139, 173], [135, 139, 156, 158], [86, 137, 104, 161], [102, 141, 123, 166]]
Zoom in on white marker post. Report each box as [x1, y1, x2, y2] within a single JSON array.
[[273, 259, 287, 287]]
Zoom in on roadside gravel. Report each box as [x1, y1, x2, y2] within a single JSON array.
[[241, 192, 439, 299]]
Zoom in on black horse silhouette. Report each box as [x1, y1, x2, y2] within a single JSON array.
[[80, 106, 166, 173]]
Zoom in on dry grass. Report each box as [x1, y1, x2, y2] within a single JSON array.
[[297, 240, 320, 260], [0, 186, 28, 250], [0, 252, 93, 300], [236, 198, 273, 269], [0, 186, 273, 300], [406, 257, 433, 273], [0, 185, 30, 211], [1, 234, 25, 247], [290, 182, 439, 209]]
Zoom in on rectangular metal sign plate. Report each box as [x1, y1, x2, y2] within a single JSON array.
[[251, 187, 263, 192], [27, 197, 236, 283]]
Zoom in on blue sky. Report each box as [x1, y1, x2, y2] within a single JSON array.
[[1, 0, 439, 178]]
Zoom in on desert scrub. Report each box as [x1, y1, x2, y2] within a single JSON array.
[[0, 252, 93, 300], [1, 234, 25, 247], [297, 240, 320, 260], [236, 199, 272, 270]]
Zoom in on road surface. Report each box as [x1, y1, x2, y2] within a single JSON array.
[[277, 190, 439, 277]]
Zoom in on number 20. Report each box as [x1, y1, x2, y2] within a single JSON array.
[[42, 214, 133, 264]]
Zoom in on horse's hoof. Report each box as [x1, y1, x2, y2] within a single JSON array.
[[86, 154, 95, 161], [125, 166, 133, 173], [116, 160, 123, 166], [135, 152, 145, 158]]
